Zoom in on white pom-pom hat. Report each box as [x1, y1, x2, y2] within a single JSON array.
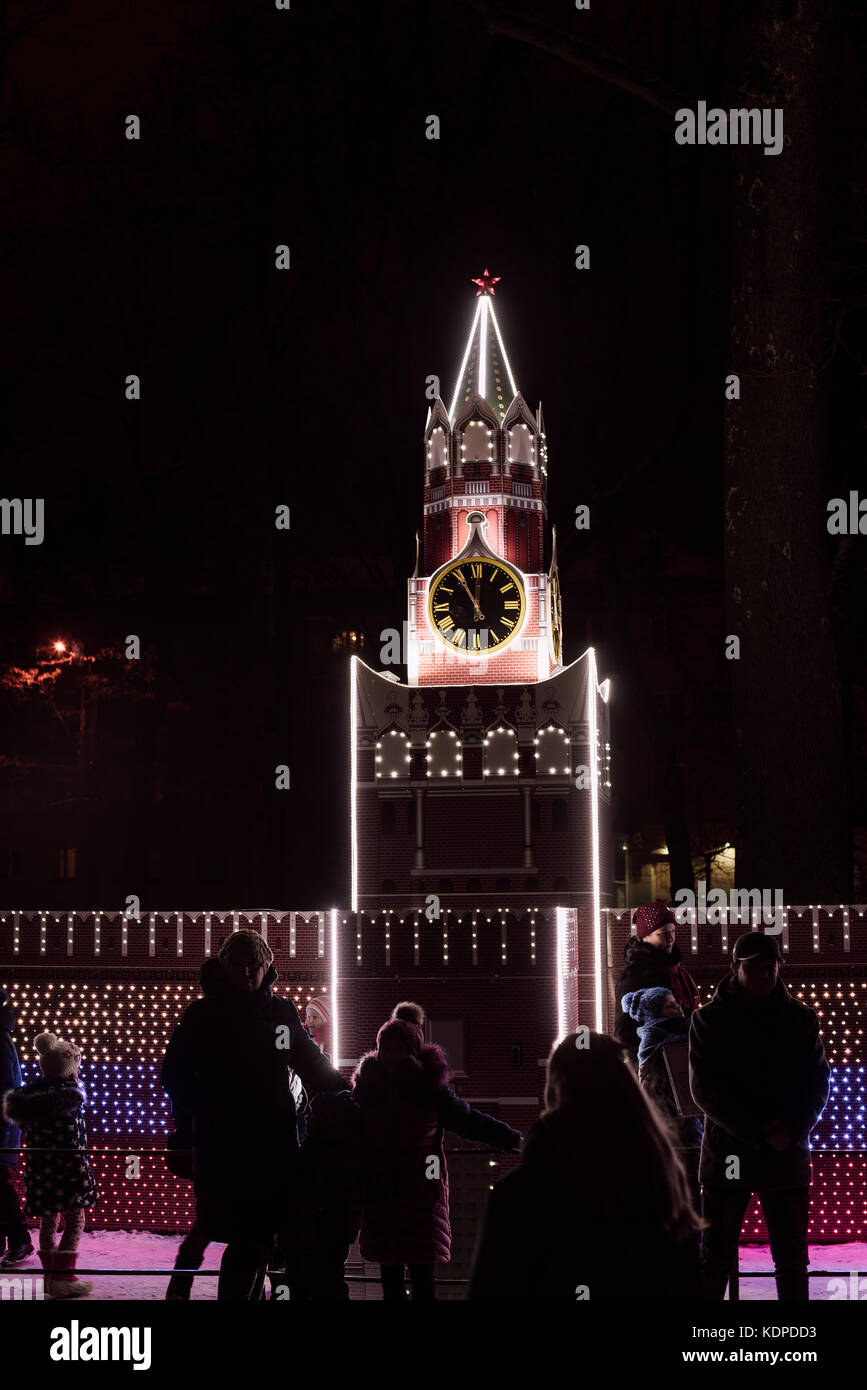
[[34, 1031, 81, 1078]]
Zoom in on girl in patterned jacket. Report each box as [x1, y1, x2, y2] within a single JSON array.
[[2, 1031, 97, 1298]]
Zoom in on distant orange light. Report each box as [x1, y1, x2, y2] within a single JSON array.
[[53, 641, 66, 653]]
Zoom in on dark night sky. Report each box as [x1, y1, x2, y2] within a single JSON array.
[[1, 1, 864, 906]]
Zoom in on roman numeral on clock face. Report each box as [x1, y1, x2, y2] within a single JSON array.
[[470, 562, 483, 578], [499, 581, 514, 593], [433, 602, 449, 613], [504, 600, 519, 610], [437, 615, 455, 632]]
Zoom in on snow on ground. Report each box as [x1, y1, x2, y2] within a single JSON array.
[[6, 1232, 866, 1301]]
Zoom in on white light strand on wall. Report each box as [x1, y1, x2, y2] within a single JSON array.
[[330, 907, 339, 1067], [587, 649, 604, 1033], [350, 655, 359, 912]]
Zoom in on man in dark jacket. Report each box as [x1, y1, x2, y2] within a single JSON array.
[[161, 930, 347, 1300], [0, 987, 34, 1268], [689, 932, 830, 1301], [614, 901, 701, 1058]]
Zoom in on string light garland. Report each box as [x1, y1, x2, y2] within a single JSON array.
[[1, 907, 865, 1235]]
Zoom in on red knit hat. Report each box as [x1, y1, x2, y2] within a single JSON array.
[[633, 901, 676, 940], [306, 996, 332, 1025]]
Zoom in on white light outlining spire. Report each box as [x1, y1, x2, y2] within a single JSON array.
[[478, 296, 489, 403], [449, 299, 483, 422], [488, 297, 518, 401]]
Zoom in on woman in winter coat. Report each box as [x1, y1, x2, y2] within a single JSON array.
[[2, 1032, 98, 1298], [352, 1001, 522, 1301], [467, 1031, 704, 1301], [614, 901, 701, 1058], [160, 929, 347, 1300], [0, 987, 33, 1269]]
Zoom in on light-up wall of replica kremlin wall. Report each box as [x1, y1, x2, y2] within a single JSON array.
[[1, 906, 864, 1258]]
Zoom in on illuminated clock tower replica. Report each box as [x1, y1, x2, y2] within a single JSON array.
[[350, 272, 612, 922]]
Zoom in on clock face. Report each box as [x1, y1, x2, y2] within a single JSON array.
[[549, 566, 562, 664], [428, 556, 526, 655]]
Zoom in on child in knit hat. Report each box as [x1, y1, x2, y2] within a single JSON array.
[[352, 1002, 521, 1300], [2, 1031, 98, 1298], [622, 987, 702, 1208], [305, 997, 333, 1061], [621, 987, 687, 1071]]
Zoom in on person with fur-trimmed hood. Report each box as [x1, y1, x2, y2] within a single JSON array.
[[614, 901, 701, 1059], [160, 929, 348, 1300], [351, 1001, 522, 1301], [2, 1031, 97, 1298]]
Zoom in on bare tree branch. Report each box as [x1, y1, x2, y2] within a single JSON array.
[[458, 1, 686, 116]]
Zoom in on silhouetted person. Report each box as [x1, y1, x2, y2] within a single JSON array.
[[161, 929, 346, 1300], [0, 987, 32, 1270], [689, 932, 829, 1301], [352, 1003, 521, 1301], [282, 1089, 363, 1300], [467, 1031, 703, 1300]]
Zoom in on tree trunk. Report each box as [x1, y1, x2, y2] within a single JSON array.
[[722, 0, 849, 900]]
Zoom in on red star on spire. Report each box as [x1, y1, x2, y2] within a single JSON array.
[[471, 268, 501, 296]]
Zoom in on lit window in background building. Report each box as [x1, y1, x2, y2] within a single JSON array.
[[332, 629, 366, 652]]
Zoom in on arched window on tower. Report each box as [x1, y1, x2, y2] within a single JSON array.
[[528, 521, 541, 572], [376, 729, 410, 780], [535, 725, 571, 777], [516, 512, 529, 570], [431, 515, 447, 571], [484, 724, 519, 778], [508, 422, 534, 466], [426, 728, 462, 779], [460, 419, 493, 467], [428, 426, 447, 471]]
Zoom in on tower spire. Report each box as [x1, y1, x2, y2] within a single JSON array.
[[448, 270, 518, 424]]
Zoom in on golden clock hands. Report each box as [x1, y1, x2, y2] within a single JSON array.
[[456, 570, 484, 622]]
